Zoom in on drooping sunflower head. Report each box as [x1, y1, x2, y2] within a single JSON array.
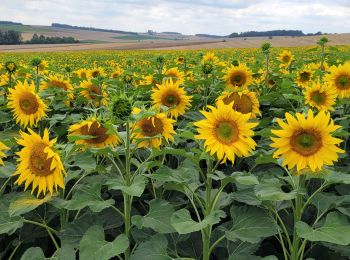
[[163, 67, 185, 84], [304, 82, 337, 111], [40, 75, 74, 101], [15, 128, 66, 196], [80, 80, 108, 106], [223, 64, 253, 90], [217, 89, 261, 118], [7, 80, 47, 128], [296, 66, 314, 88], [68, 118, 120, 149], [278, 50, 294, 66], [0, 141, 9, 166], [132, 112, 176, 149], [194, 101, 258, 163], [325, 63, 350, 98], [271, 110, 344, 172], [151, 79, 192, 119]]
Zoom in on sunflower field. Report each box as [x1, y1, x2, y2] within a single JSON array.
[[0, 40, 350, 260]]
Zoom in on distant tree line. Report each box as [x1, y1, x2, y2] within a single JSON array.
[[195, 34, 223, 38], [26, 34, 79, 44], [0, 30, 79, 45], [52, 23, 138, 35], [0, 30, 22, 44], [228, 30, 323, 38], [0, 21, 23, 25]]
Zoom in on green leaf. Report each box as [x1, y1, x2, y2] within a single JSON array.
[[79, 225, 129, 260], [20, 247, 45, 260], [106, 174, 146, 197], [53, 245, 76, 260], [226, 206, 278, 243], [296, 212, 350, 245], [0, 196, 23, 235], [255, 178, 297, 201], [171, 209, 226, 234], [132, 199, 175, 234], [0, 161, 16, 178], [9, 192, 52, 217], [131, 234, 171, 260], [56, 183, 114, 212], [75, 151, 96, 172]]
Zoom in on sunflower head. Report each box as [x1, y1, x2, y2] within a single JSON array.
[[278, 50, 293, 66], [5, 61, 17, 74], [223, 64, 253, 90], [304, 82, 337, 111], [152, 79, 192, 119], [163, 67, 185, 84], [110, 95, 132, 121], [194, 101, 258, 163], [296, 66, 314, 88], [68, 118, 120, 149], [202, 62, 214, 75], [15, 129, 66, 196], [80, 80, 108, 106], [89, 67, 106, 78], [325, 63, 350, 98], [7, 80, 47, 128], [271, 110, 344, 172], [132, 112, 176, 149], [217, 90, 261, 118]]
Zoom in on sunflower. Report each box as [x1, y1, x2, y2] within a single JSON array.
[[14, 128, 66, 196], [140, 74, 157, 86], [38, 60, 49, 75], [75, 68, 89, 79], [325, 63, 350, 98], [278, 50, 294, 67], [304, 82, 337, 111], [0, 141, 9, 166], [7, 80, 47, 128], [163, 67, 185, 84], [110, 67, 124, 78], [296, 66, 314, 88], [80, 80, 108, 106], [68, 118, 120, 149], [132, 112, 176, 148], [223, 64, 253, 90], [201, 52, 219, 64], [40, 75, 74, 102], [175, 56, 185, 65], [271, 110, 344, 172], [151, 79, 192, 118], [88, 67, 106, 78], [217, 89, 261, 118], [194, 101, 258, 163]]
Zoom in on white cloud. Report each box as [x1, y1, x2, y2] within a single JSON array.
[[0, 0, 349, 35]]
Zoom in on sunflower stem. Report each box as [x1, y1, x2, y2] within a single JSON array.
[[202, 159, 213, 260], [123, 121, 132, 260]]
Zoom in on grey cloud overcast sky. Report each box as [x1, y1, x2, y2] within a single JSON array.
[[0, 0, 349, 35]]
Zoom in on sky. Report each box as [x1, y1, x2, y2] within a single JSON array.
[[0, 0, 349, 35]]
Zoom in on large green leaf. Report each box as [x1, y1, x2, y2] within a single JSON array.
[[9, 192, 52, 217], [226, 206, 278, 243], [79, 225, 129, 260], [55, 182, 114, 212], [106, 174, 147, 197], [0, 196, 23, 235], [171, 209, 226, 234], [20, 247, 45, 260], [132, 199, 175, 233], [255, 178, 297, 201], [74, 151, 97, 172], [296, 212, 350, 245], [131, 234, 171, 260]]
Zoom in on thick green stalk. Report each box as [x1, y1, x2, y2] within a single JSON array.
[[202, 160, 213, 260], [290, 175, 306, 260], [124, 121, 132, 260]]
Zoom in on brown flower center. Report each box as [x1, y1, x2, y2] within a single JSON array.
[[215, 121, 239, 145], [223, 92, 253, 114], [229, 72, 246, 86], [282, 55, 291, 63], [162, 91, 180, 107], [88, 85, 101, 99], [19, 92, 39, 115], [140, 117, 164, 137], [335, 75, 350, 90], [80, 121, 109, 144], [290, 130, 322, 156], [50, 80, 69, 90], [29, 143, 54, 176], [299, 72, 311, 82], [310, 91, 326, 105]]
